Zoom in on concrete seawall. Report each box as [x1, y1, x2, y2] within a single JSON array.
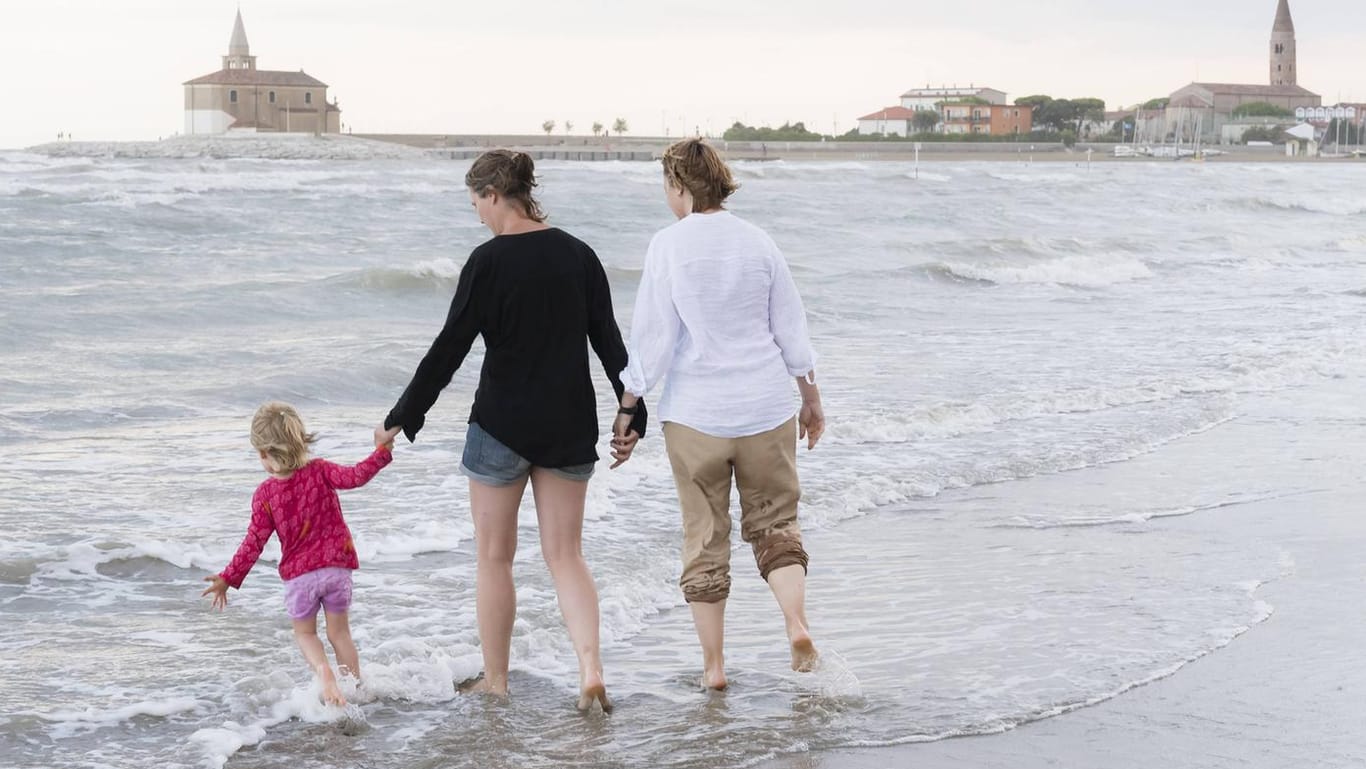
[[352, 134, 1342, 163], [352, 133, 1076, 161]]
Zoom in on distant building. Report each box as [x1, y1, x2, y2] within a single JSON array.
[[1161, 0, 1319, 143], [900, 86, 1008, 111], [1270, 0, 1297, 87], [183, 11, 340, 135], [855, 85, 1021, 137], [940, 103, 1033, 136], [855, 107, 919, 137]]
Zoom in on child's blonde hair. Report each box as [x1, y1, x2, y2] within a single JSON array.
[[250, 401, 316, 474]]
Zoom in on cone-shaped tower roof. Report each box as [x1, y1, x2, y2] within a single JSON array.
[[228, 10, 250, 56], [1273, 0, 1295, 33]]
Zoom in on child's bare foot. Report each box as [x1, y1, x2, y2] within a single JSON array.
[[702, 665, 728, 691], [790, 632, 819, 673], [317, 667, 347, 706]]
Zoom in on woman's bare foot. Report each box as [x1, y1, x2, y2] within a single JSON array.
[[576, 672, 613, 713], [702, 665, 728, 691], [790, 631, 819, 673], [458, 674, 509, 697]]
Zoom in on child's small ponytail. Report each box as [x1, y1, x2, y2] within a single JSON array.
[[251, 402, 316, 473]]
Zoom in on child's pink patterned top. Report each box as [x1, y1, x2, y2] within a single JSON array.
[[219, 449, 392, 589]]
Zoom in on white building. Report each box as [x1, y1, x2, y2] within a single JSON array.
[[855, 107, 917, 137], [900, 86, 1008, 111]]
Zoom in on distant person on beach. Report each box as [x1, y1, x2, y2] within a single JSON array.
[[612, 138, 825, 690], [376, 149, 645, 712], [202, 402, 393, 706]]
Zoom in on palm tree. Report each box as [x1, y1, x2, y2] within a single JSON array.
[[542, 120, 556, 137], [612, 118, 629, 137], [565, 120, 574, 135], [592, 121, 604, 137]]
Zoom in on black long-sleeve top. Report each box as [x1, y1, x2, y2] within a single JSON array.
[[385, 228, 647, 468]]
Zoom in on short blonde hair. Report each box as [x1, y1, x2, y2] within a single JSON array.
[[661, 138, 739, 212], [250, 401, 316, 474]]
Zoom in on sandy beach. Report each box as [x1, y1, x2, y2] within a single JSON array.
[[762, 376, 1366, 769]]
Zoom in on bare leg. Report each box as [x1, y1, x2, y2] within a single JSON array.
[[466, 477, 527, 696], [529, 469, 611, 712], [766, 565, 818, 671], [689, 600, 728, 689], [293, 617, 345, 705], [324, 611, 360, 681]]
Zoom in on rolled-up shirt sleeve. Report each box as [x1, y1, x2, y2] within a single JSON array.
[[767, 242, 817, 378], [620, 235, 682, 398]]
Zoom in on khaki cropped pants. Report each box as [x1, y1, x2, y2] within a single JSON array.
[[663, 417, 808, 604]]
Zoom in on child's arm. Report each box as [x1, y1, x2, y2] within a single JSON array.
[[201, 575, 229, 610], [206, 494, 277, 607], [319, 446, 393, 490]]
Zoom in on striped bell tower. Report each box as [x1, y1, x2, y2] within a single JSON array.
[[1270, 0, 1296, 86]]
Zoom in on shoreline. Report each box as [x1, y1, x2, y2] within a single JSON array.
[[758, 381, 1366, 769], [761, 490, 1364, 769], [14, 133, 1363, 163]]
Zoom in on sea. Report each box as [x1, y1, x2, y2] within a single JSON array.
[[2, 148, 1365, 769]]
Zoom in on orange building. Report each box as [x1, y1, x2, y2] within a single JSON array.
[[939, 104, 1034, 136]]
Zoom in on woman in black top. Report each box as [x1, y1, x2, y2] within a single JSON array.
[[376, 150, 644, 712]]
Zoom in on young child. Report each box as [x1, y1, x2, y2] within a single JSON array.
[[202, 401, 393, 706]]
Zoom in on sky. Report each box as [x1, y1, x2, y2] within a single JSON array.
[[1, 0, 1364, 148]]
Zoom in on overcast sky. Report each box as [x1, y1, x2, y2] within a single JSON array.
[[2, 0, 1363, 148]]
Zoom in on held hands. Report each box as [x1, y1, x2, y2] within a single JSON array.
[[201, 575, 229, 611], [374, 424, 401, 451], [610, 412, 640, 469]]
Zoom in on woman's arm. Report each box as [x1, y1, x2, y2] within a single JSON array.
[[384, 253, 484, 442], [769, 239, 824, 449], [767, 241, 818, 381], [618, 236, 681, 404], [586, 252, 648, 440]]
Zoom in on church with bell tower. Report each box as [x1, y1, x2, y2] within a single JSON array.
[[1165, 0, 1319, 142], [183, 10, 341, 135]]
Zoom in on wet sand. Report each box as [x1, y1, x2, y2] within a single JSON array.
[[761, 380, 1366, 769]]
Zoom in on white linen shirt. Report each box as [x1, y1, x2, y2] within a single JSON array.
[[620, 210, 816, 438]]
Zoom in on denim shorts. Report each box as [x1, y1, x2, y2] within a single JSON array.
[[460, 422, 595, 487]]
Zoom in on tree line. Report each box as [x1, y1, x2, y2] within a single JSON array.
[[541, 119, 630, 137]]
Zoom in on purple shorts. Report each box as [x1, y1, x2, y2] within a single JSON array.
[[283, 567, 353, 620]]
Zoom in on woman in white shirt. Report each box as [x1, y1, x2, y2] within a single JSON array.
[[613, 138, 826, 690]]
